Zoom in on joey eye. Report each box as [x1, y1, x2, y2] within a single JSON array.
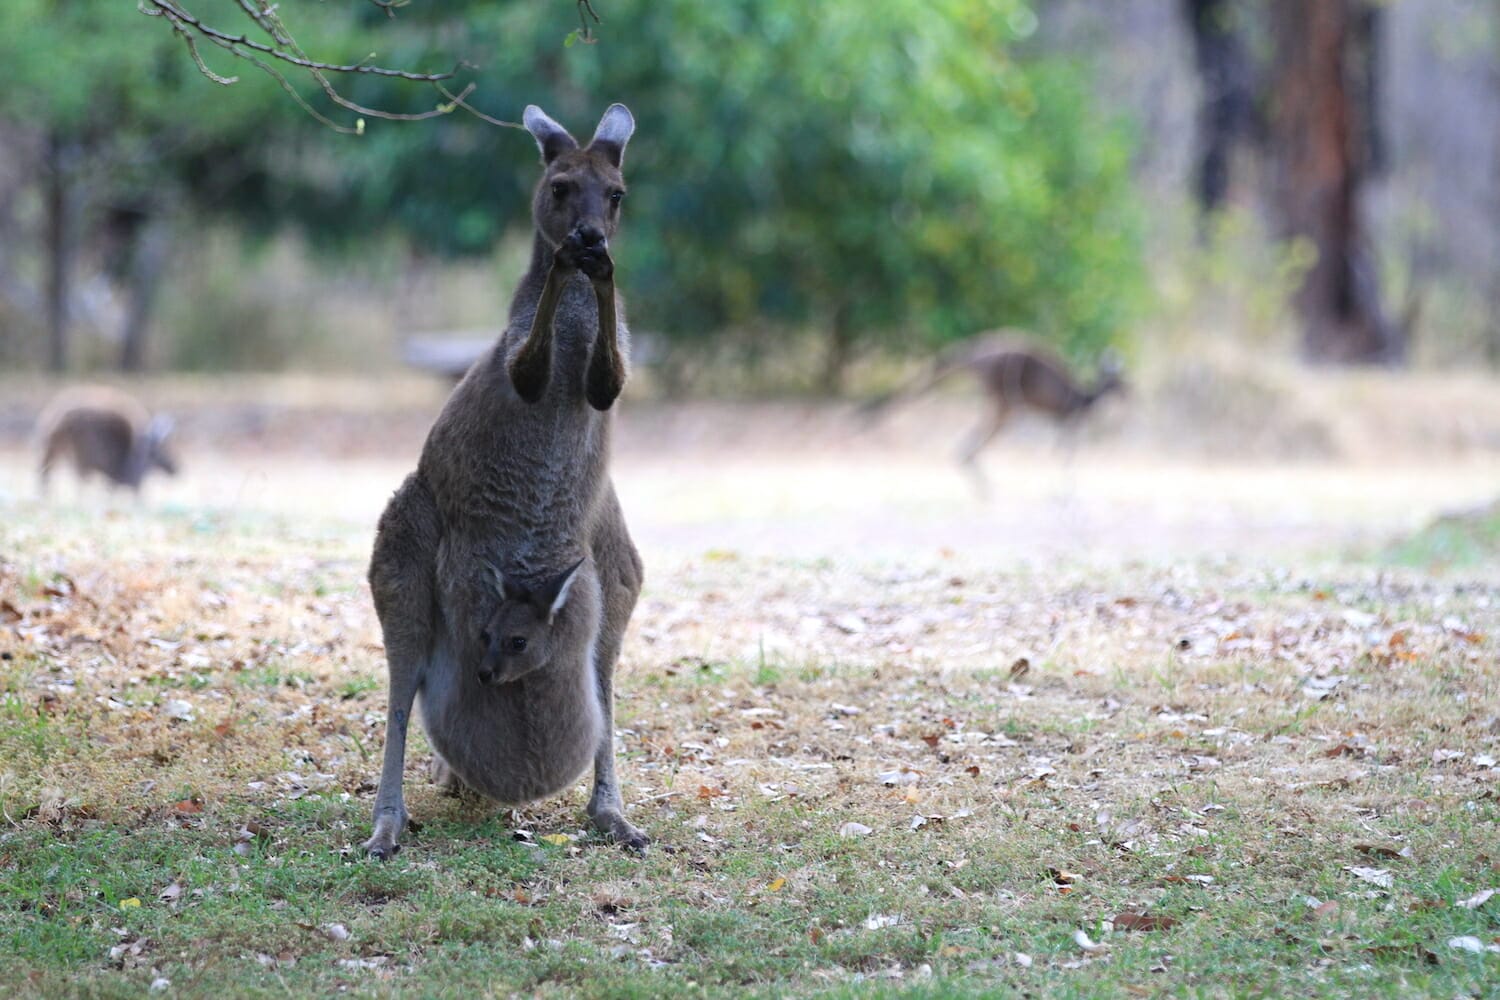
[[551, 182, 568, 200], [609, 190, 624, 207], [507, 636, 528, 653]]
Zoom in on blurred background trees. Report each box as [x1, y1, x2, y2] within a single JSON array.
[[0, 0, 1497, 387]]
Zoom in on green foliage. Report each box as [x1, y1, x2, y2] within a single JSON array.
[[282, 0, 1148, 365], [0, 1, 1146, 376]]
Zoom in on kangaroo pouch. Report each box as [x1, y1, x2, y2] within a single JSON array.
[[419, 634, 604, 805]]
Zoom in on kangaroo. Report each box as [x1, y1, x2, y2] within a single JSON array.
[[363, 103, 646, 860], [863, 330, 1125, 470], [36, 388, 179, 493]]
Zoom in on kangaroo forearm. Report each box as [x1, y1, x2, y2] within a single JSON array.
[[586, 277, 626, 411], [509, 263, 570, 403]]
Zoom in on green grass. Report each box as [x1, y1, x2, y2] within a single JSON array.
[[2, 505, 1499, 996], [1384, 501, 1500, 571]]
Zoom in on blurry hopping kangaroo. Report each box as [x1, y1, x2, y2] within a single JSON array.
[[363, 103, 647, 860], [36, 387, 179, 494], [863, 330, 1125, 492]]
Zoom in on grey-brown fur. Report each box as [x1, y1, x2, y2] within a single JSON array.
[[363, 103, 646, 859], [940, 332, 1126, 467], [36, 388, 179, 492], [865, 330, 1125, 471]]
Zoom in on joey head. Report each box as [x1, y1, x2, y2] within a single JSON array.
[[478, 559, 586, 686]]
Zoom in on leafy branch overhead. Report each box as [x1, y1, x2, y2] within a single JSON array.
[[135, 0, 604, 132]]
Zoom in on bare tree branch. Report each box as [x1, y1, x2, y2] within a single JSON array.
[[141, 0, 593, 132], [575, 0, 602, 44]]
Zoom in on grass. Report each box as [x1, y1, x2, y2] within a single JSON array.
[[1385, 501, 1500, 571], [1, 504, 1498, 997]]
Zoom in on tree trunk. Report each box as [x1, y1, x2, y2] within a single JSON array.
[[1268, 0, 1399, 364], [1181, 0, 1256, 217], [119, 220, 170, 373], [820, 301, 856, 394], [44, 133, 78, 374]]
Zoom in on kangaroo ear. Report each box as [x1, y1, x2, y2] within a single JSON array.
[[541, 558, 586, 620], [146, 413, 175, 442], [523, 105, 578, 164], [587, 103, 634, 168]]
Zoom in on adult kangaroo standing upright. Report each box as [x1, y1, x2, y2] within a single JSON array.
[[363, 103, 647, 859]]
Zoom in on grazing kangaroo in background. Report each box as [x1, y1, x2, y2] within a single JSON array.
[[363, 103, 647, 860], [862, 331, 1125, 488], [36, 388, 179, 493]]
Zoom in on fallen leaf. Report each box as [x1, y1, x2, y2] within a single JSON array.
[[321, 923, 350, 941], [864, 913, 901, 930], [539, 833, 572, 846], [1112, 912, 1178, 932], [1008, 657, 1031, 680], [1354, 843, 1411, 860], [173, 799, 203, 815], [157, 883, 183, 903], [1073, 929, 1105, 952], [767, 877, 786, 892], [338, 957, 389, 971], [1455, 888, 1496, 910], [1345, 866, 1393, 889], [1446, 935, 1499, 954], [119, 898, 142, 909], [838, 822, 873, 838]]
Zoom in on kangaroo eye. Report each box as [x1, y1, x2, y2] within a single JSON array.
[[609, 190, 624, 206], [551, 182, 568, 200], [479, 628, 492, 647], [507, 636, 528, 653]]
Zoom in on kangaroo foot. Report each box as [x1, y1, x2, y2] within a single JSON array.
[[363, 806, 409, 861], [590, 806, 650, 853]]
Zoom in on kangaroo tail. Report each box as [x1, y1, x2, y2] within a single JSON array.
[[857, 348, 970, 424]]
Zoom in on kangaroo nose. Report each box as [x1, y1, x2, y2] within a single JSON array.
[[577, 225, 606, 249], [477, 667, 495, 686]]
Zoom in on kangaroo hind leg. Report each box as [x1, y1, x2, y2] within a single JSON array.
[[586, 488, 648, 852], [363, 473, 442, 860]]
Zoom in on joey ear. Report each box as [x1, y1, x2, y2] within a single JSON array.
[[587, 103, 634, 168], [146, 413, 175, 442], [523, 105, 578, 164], [487, 562, 527, 602], [540, 558, 587, 620]]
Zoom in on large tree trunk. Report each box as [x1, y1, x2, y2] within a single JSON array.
[[43, 133, 79, 374], [1181, 0, 1257, 217], [1268, 0, 1399, 364]]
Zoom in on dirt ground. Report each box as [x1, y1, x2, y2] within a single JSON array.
[[2, 370, 1498, 571]]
